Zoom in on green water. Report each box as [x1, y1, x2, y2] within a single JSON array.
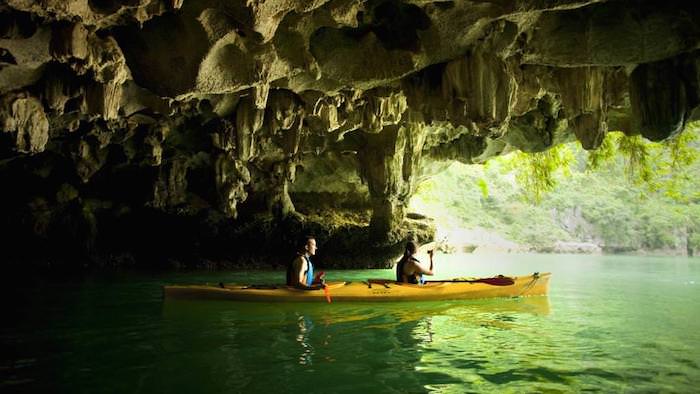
[[2, 254, 699, 393]]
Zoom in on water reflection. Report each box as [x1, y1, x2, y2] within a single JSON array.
[[8, 254, 700, 393], [412, 317, 435, 344], [160, 296, 551, 391], [161, 296, 550, 330], [296, 314, 314, 365]]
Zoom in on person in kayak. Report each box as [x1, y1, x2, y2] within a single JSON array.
[[396, 241, 435, 284], [287, 235, 325, 288]]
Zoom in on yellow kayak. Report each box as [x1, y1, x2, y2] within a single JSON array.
[[163, 272, 550, 302]]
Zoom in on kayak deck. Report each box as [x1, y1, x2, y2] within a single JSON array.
[[163, 272, 550, 302]]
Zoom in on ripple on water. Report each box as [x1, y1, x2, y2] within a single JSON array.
[[4, 255, 700, 393], [674, 357, 699, 370]]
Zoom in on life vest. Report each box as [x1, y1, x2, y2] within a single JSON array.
[[396, 256, 421, 284], [286, 255, 314, 286], [304, 256, 314, 286]]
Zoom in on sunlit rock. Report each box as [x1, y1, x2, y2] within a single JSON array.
[[1, 93, 49, 153]]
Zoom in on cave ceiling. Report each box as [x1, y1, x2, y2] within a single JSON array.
[[1, 0, 699, 264]]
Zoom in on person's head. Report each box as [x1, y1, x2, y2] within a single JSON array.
[[404, 241, 417, 257], [299, 235, 317, 256]]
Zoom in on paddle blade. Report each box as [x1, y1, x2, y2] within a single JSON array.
[[322, 285, 332, 303], [476, 277, 515, 286]]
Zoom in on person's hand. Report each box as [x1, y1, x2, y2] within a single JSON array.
[[314, 271, 326, 285]]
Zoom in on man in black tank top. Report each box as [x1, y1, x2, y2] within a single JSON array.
[[286, 236, 324, 288]]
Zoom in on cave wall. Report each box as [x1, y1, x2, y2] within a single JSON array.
[[1, 0, 699, 269]]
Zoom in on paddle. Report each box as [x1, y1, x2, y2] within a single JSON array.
[[315, 271, 331, 303], [425, 276, 515, 286], [322, 284, 331, 303], [369, 276, 515, 286]]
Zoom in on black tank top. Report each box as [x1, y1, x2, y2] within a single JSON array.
[[396, 256, 421, 284], [286, 255, 309, 286]]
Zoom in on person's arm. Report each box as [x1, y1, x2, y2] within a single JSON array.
[[287, 256, 306, 287], [414, 252, 435, 276], [295, 256, 307, 287]]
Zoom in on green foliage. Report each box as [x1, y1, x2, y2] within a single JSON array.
[[503, 144, 575, 203], [617, 134, 654, 186], [476, 178, 489, 200], [583, 124, 699, 202], [668, 124, 698, 170], [586, 132, 617, 171], [657, 123, 699, 202], [409, 124, 700, 254]]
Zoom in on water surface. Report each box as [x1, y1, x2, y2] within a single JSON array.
[[2, 254, 699, 393]]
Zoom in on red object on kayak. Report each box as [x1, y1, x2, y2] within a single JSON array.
[[476, 276, 515, 286]]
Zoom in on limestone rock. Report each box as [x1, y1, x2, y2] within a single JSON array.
[[153, 157, 188, 208], [629, 56, 692, 141], [1, 0, 700, 268], [1, 93, 49, 153], [6, 0, 182, 29], [215, 153, 250, 218], [0, 25, 52, 93], [522, 1, 700, 66]]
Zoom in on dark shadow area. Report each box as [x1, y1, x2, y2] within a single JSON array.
[[88, 0, 141, 15], [311, 0, 430, 54], [371, 0, 431, 52], [111, 12, 209, 97], [0, 8, 37, 39]]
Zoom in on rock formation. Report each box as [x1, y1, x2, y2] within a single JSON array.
[[1, 0, 699, 269]]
